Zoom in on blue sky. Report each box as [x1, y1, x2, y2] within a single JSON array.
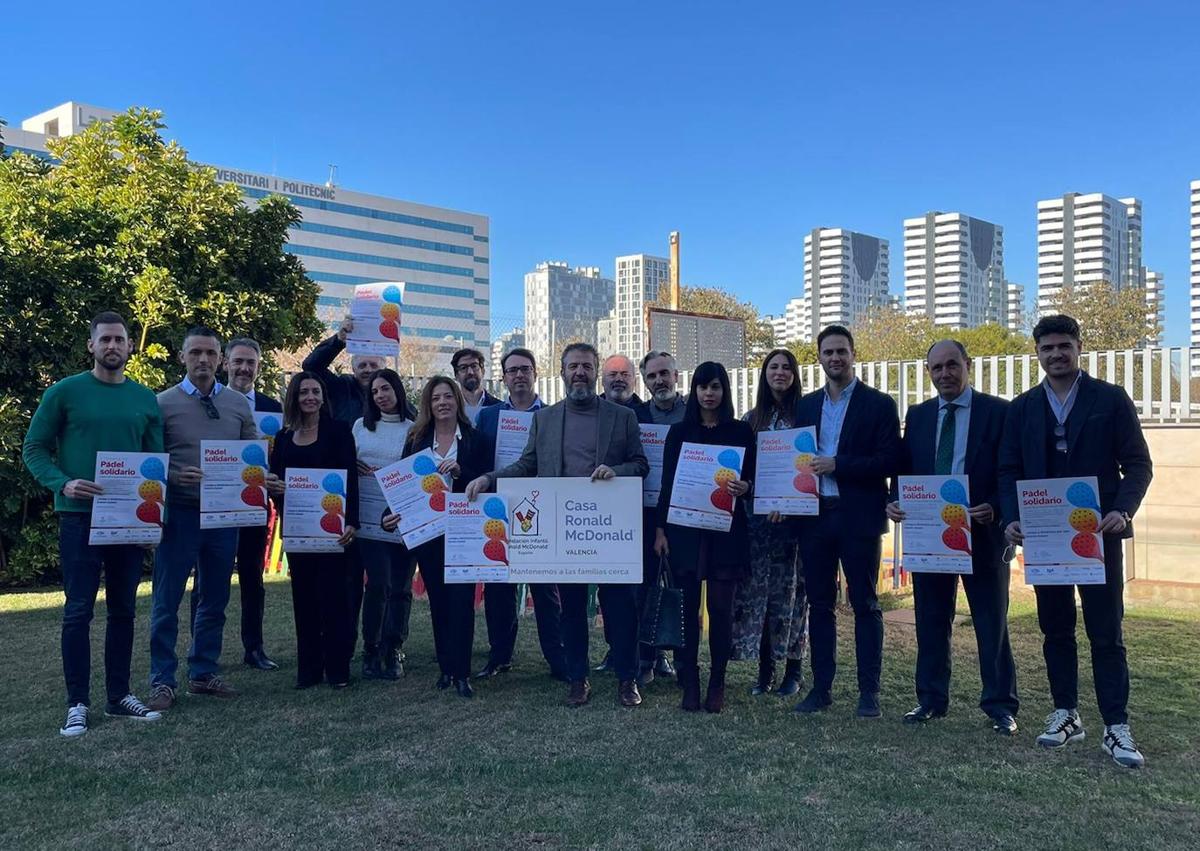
[[6, 1, 1199, 344]]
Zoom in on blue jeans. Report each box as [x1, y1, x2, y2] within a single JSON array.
[[149, 506, 238, 688], [59, 512, 144, 707]]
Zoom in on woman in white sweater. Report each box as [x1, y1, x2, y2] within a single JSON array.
[[352, 368, 414, 680]]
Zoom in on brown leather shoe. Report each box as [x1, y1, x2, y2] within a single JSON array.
[[146, 683, 175, 712], [679, 667, 701, 712], [567, 679, 591, 707], [618, 679, 643, 707], [187, 674, 238, 699]]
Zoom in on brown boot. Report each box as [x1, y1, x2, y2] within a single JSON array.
[[680, 667, 701, 712], [567, 679, 591, 707]]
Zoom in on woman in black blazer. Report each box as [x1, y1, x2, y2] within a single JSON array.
[[654, 362, 756, 714], [266, 371, 359, 689], [382, 376, 493, 698]]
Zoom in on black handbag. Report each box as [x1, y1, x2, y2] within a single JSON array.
[[638, 555, 685, 650]]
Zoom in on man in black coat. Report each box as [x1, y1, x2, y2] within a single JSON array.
[[998, 314, 1152, 769], [887, 340, 1018, 734], [793, 325, 901, 718], [301, 316, 388, 425]]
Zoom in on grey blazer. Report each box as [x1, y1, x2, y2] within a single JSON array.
[[491, 397, 649, 481]]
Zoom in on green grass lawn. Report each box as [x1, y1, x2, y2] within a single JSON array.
[[1, 576, 1197, 850]]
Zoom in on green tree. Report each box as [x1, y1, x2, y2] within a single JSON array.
[[956, 323, 1033, 357], [652, 285, 774, 366], [1046, 281, 1158, 351], [0, 108, 322, 583], [851, 307, 941, 362]]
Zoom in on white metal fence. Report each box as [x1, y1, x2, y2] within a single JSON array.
[[467, 346, 1200, 424]]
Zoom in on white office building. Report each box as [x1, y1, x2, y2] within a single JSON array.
[[523, 262, 614, 368], [5, 101, 492, 372], [605, 253, 671, 359], [491, 328, 526, 378], [1036, 192, 1143, 315], [903, 212, 1006, 329], [1143, 270, 1164, 347], [1191, 180, 1200, 375], [800, 228, 889, 342], [766, 296, 806, 345], [1005, 282, 1027, 332]]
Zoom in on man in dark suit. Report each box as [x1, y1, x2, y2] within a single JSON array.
[[452, 347, 502, 424], [302, 316, 388, 425], [218, 337, 282, 670], [999, 314, 1152, 769], [793, 324, 901, 718], [467, 342, 650, 708], [887, 339, 1018, 734]]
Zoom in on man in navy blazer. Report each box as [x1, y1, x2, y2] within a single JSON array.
[[887, 340, 1018, 735], [998, 314, 1152, 768], [792, 325, 901, 718]]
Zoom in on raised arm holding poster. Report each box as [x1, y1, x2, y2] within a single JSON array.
[[752, 426, 819, 515], [638, 423, 670, 509], [200, 440, 270, 529], [445, 493, 511, 583], [282, 468, 348, 552], [666, 442, 746, 532], [347, 281, 404, 356], [494, 409, 534, 469], [374, 450, 448, 548], [88, 451, 171, 545], [897, 475, 973, 574], [1017, 476, 1106, 585]]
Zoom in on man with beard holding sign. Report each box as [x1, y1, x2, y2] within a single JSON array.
[[466, 343, 649, 708]]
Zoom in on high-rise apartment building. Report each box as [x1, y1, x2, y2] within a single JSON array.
[[903, 212, 1006, 329], [1036, 192, 1143, 315], [800, 228, 889, 342], [523, 262, 614, 368], [1191, 180, 1200, 375], [490, 328, 526, 378], [609, 253, 670, 358], [1005, 282, 1027, 332], [6, 101, 491, 372], [766, 297, 806, 345], [1143, 271, 1165, 347]]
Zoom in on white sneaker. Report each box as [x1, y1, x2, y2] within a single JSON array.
[[104, 693, 163, 722], [1102, 724, 1145, 769], [1036, 708, 1084, 749], [59, 703, 89, 738]]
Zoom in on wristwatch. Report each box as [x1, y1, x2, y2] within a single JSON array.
[[1120, 511, 1132, 526]]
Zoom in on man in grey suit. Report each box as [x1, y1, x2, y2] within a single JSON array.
[[467, 342, 650, 708]]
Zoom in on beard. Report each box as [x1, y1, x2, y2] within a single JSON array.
[[567, 383, 595, 402], [606, 385, 630, 402], [651, 386, 675, 403], [462, 376, 481, 392], [97, 351, 129, 370]]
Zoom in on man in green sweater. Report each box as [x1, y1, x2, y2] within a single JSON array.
[[147, 327, 257, 711], [23, 311, 166, 737]]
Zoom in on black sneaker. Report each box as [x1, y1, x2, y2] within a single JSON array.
[[104, 693, 163, 722], [593, 651, 613, 673], [59, 703, 89, 738], [382, 647, 404, 681], [793, 688, 832, 714], [361, 648, 383, 680]]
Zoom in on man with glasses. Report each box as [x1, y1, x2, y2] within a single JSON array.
[[474, 348, 567, 681], [999, 314, 1152, 768], [452, 347, 501, 424], [147, 328, 258, 711]]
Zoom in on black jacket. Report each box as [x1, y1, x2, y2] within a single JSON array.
[[252, 392, 283, 413], [302, 335, 367, 425], [895, 390, 1009, 565], [269, 417, 360, 530], [997, 372, 1152, 538], [794, 380, 902, 537]]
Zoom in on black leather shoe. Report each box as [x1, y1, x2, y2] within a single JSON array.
[[991, 714, 1018, 735], [593, 651, 613, 673], [244, 649, 279, 671], [453, 678, 474, 699], [749, 676, 775, 696], [903, 704, 947, 724], [856, 693, 882, 718], [637, 666, 655, 688], [794, 688, 832, 714], [653, 655, 676, 678], [776, 673, 803, 697], [381, 647, 403, 680], [436, 673, 453, 690], [473, 662, 512, 680]]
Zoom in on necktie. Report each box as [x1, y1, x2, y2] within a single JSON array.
[[935, 402, 957, 475]]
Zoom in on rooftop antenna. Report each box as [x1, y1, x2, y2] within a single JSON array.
[[326, 164, 338, 188]]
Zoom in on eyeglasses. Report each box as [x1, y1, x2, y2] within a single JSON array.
[[1054, 423, 1067, 453], [200, 395, 220, 420], [504, 365, 534, 376], [456, 362, 483, 373]]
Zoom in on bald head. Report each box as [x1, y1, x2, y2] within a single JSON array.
[[602, 354, 636, 403], [926, 339, 970, 400]]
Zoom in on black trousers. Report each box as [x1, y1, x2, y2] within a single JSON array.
[[912, 549, 1018, 717], [674, 577, 737, 684], [346, 542, 365, 655], [235, 525, 268, 652], [799, 503, 884, 695], [560, 583, 638, 682], [357, 538, 416, 652], [289, 554, 352, 686], [482, 582, 567, 674], [1033, 536, 1130, 725], [416, 545, 475, 680]]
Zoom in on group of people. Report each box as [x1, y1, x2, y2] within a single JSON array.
[[22, 309, 1152, 770]]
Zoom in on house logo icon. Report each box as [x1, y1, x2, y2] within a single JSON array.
[[512, 495, 539, 536]]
